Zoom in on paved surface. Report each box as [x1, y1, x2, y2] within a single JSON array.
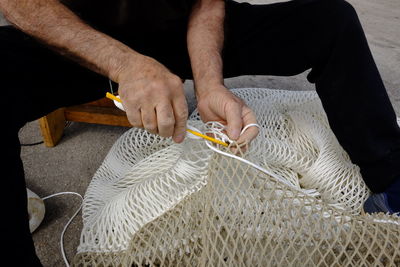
[[1, 0, 399, 265]]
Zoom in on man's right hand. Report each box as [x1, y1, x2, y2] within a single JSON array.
[[0, 0, 189, 145], [116, 56, 188, 143]]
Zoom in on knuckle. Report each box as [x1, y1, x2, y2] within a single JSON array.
[[174, 100, 188, 118], [141, 113, 155, 125], [158, 130, 172, 138], [145, 123, 157, 132], [175, 111, 188, 122], [159, 118, 175, 128], [170, 75, 183, 86], [142, 116, 154, 126], [135, 92, 150, 103], [152, 82, 173, 98], [128, 118, 142, 128], [160, 116, 175, 125], [170, 82, 184, 95], [149, 80, 165, 90], [123, 95, 141, 108]]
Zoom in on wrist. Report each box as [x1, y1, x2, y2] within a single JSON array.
[[195, 80, 225, 99], [110, 52, 144, 83]]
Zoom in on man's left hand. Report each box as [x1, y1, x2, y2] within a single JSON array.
[[196, 85, 259, 144]]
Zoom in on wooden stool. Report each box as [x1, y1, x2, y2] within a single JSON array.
[[39, 97, 131, 147]]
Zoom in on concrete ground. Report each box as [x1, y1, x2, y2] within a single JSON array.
[[1, 0, 399, 266]]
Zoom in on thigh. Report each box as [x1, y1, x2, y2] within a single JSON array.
[[125, 30, 193, 80], [223, 0, 353, 78], [0, 26, 108, 124]]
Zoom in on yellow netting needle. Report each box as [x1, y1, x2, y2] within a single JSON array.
[[186, 129, 228, 147], [106, 92, 229, 147], [106, 92, 122, 103]]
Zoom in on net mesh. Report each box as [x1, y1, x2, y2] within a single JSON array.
[[73, 88, 400, 267]]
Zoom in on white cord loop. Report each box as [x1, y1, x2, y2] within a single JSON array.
[[240, 123, 260, 135]]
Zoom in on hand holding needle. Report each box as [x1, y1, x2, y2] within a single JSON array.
[[106, 92, 228, 147]]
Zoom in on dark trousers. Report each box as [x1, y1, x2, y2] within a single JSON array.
[[2, 0, 399, 265]]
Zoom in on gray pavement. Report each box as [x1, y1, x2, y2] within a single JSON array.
[[1, 0, 399, 265]]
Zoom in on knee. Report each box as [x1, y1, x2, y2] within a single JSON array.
[[316, 0, 362, 35], [337, 0, 359, 21], [329, 0, 360, 25]]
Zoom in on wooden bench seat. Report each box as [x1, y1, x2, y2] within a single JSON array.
[[39, 98, 130, 147]]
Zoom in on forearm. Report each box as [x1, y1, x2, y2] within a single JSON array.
[[187, 0, 225, 97], [0, 0, 141, 82]]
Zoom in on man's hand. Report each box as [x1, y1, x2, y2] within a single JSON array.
[[1, 0, 190, 144], [187, 1, 258, 144], [117, 56, 188, 143], [197, 85, 259, 144]]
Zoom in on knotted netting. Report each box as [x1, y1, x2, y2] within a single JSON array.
[[73, 88, 400, 266]]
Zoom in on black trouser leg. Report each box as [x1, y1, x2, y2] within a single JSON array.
[[223, 0, 400, 193], [3, 127, 42, 267], [0, 26, 108, 265]]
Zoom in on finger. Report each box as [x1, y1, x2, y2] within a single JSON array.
[[237, 126, 259, 144], [126, 108, 143, 128], [122, 99, 143, 128], [141, 107, 158, 134], [119, 96, 143, 128], [236, 107, 259, 144], [225, 101, 243, 140], [156, 103, 175, 138], [172, 94, 188, 143]]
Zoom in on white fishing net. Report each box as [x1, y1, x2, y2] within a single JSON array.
[[74, 88, 400, 266]]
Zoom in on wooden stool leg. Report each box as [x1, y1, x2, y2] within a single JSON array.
[[38, 108, 66, 147]]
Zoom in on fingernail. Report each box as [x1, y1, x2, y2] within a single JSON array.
[[175, 133, 186, 143]]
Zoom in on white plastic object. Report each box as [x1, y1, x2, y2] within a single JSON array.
[[112, 95, 125, 111], [27, 188, 45, 233]]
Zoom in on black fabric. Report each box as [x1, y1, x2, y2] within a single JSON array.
[[61, 0, 195, 40], [2, 0, 399, 264], [222, 0, 400, 193], [3, 129, 42, 267]]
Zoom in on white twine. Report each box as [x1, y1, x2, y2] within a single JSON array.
[[42, 192, 83, 267], [187, 121, 321, 197]]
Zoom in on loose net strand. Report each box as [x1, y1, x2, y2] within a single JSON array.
[[73, 88, 400, 267], [42, 192, 83, 267]]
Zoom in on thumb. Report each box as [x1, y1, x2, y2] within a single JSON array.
[[225, 101, 243, 140]]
